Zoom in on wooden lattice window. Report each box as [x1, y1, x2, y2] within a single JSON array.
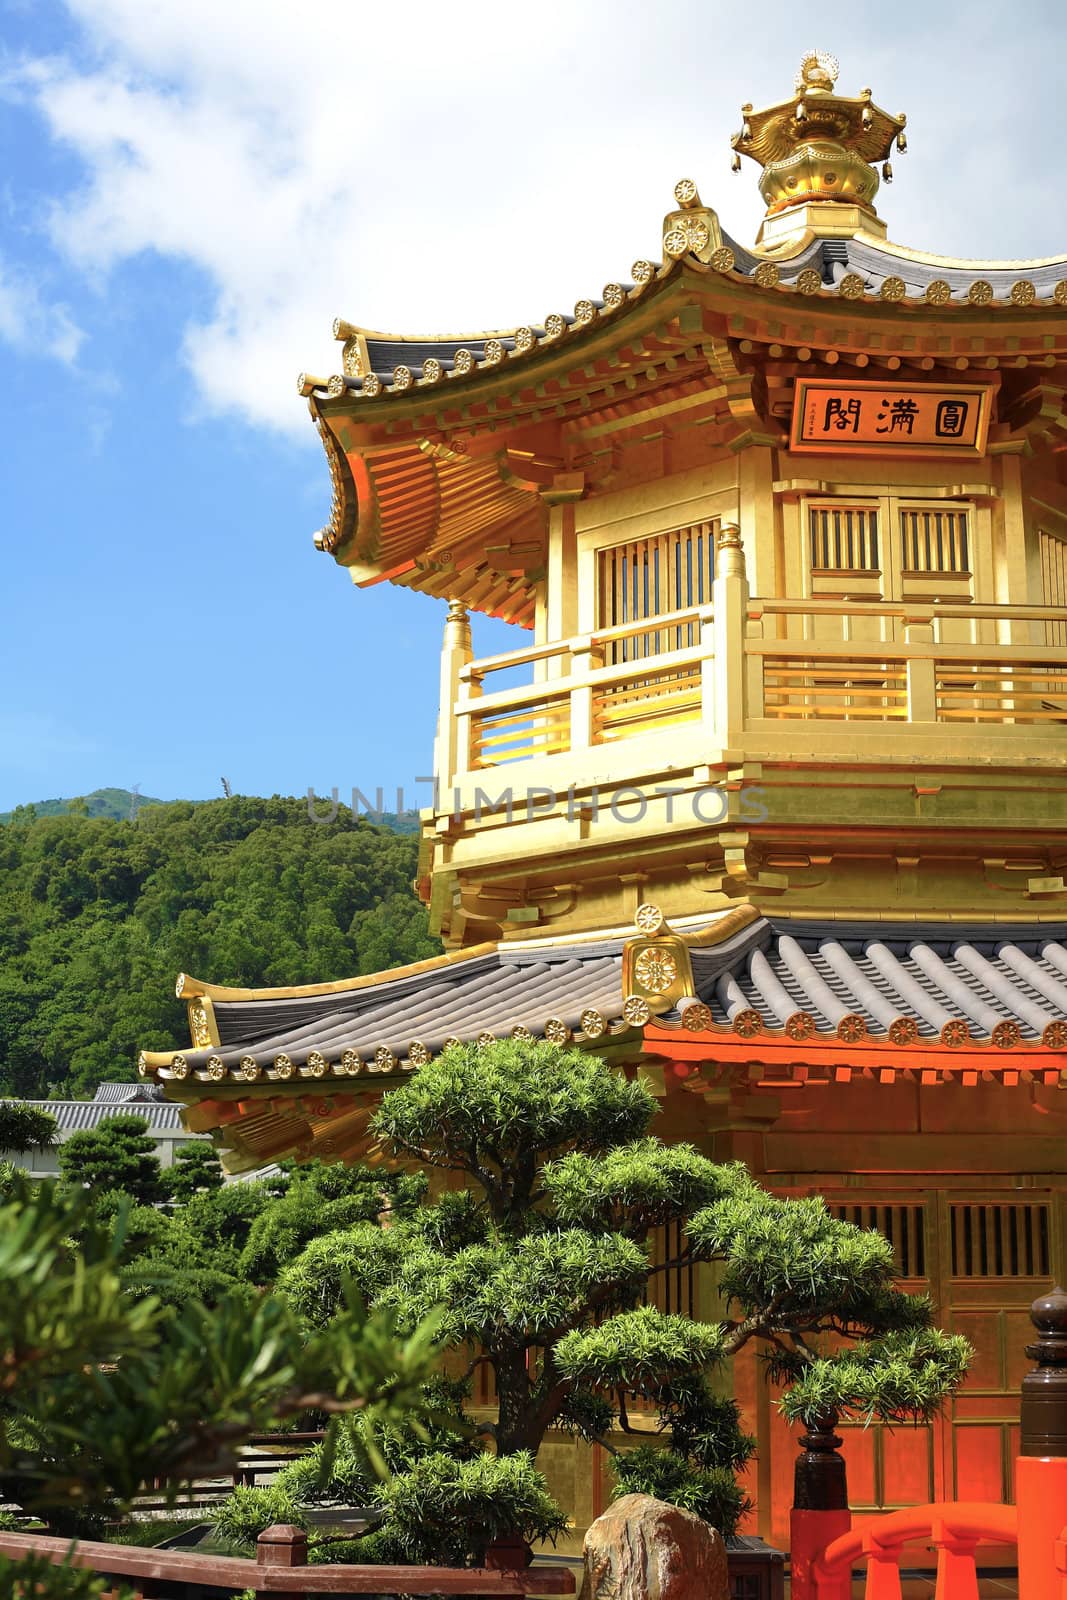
[[829, 1203, 927, 1279], [900, 502, 971, 576], [598, 522, 717, 663], [644, 1219, 696, 1318], [1040, 529, 1067, 646], [809, 501, 880, 574], [950, 1202, 1050, 1278]]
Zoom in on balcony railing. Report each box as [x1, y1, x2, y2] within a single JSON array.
[[435, 547, 1067, 791]]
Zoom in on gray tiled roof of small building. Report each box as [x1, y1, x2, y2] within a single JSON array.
[[8, 1098, 190, 1133]]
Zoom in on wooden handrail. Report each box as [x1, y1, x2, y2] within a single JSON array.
[[0, 1528, 576, 1595], [754, 597, 1067, 622]]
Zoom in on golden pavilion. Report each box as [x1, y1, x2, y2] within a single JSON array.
[[140, 52, 1067, 1547]]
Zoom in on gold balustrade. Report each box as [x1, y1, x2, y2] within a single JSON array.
[[440, 594, 1067, 784]]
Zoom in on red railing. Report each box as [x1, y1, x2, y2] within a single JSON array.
[[794, 1288, 1067, 1600], [814, 1502, 1019, 1599]]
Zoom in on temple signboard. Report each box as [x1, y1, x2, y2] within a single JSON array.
[[790, 378, 993, 458]]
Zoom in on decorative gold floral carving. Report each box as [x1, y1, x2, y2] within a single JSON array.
[[477, 1031, 496, 1048], [681, 1002, 713, 1033], [940, 1019, 970, 1048], [967, 280, 993, 306], [710, 246, 736, 274], [732, 1008, 764, 1038], [514, 326, 535, 353], [622, 995, 651, 1027], [888, 1018, 919, 1046], [543, 314, 566, 339], [206, 1056, 226, 1081], [573, 299, 597, 325], [880, 276, 906, 302], [391, 365, 413, 391], [408, 1041, 431, 1066], [374, 1046, 397, 1073], [839, 273, 866, 299], [924, 279, 951, 306], [307, 1051, 329, 1078], [452, 348, 474, 374], [631, 260, 655, 284], [273, 1054, 295, 1079], [239, 1056, 261, 1081], [1042, 1019, 1067, 1049], [510, 1025, 533, 1041], [785, 1011, 816, 1041], [579, 1008, 606, 1038], [1054, 281, 1067, 306], [341, 338, 362, 378], [795, 268, 822, 295], [341, 1049, 362, 1075], [753, 262, 780, 289], [169, 1055, 188, 1080], [634, 947, 679, 994], [1010, 279, 1036, 306], [544, 1017, 571, 1044], [602, 283, 625, 309], [634, 903, 665, 935], [837, 1013, 868, 1043], [483, 339, 504, 364], [421, 358, 442, 383], [991, 1020, 1021, 1049], [189, 1000, 212, 1049], [362, 372, 382, 397]]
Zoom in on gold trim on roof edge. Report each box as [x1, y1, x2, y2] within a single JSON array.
[[174, 940, 498, 1002]]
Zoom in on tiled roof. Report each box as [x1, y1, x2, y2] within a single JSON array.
[[682, 917, 1067, 1050], [140, 914, 1067, 1172], [92, 1081, 163, 1103], [7, 1096, 189, 1135], [141, 916, 1067, 1095], [302, 232, 1067, 406], [147, 939, 630, 1088]]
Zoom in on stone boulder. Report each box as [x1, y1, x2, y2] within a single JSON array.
[[578, 1493, 729, 1600]]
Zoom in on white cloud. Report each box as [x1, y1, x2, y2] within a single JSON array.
[[12, 0, 1067, 435], [0, 254, 83, 364]]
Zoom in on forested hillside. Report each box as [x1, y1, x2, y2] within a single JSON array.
[[0, 797, 439, 1100]]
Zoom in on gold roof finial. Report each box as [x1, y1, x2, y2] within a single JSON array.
[[732, 53, 907, 245]]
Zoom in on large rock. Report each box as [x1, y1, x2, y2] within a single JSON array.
[[578, 1494, 729, 1600]]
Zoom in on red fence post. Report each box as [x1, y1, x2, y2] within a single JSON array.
[[1017, 1287, 1067, 1600], [256, 1522, 309, 1600], [790, 1410, 851, 1600]]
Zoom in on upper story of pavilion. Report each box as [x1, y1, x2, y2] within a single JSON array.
[[299, 52, 1067, 946]]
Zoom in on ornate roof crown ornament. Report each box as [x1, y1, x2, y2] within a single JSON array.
[[622, 903, 697, 1016], [732, 51, 907, 241]]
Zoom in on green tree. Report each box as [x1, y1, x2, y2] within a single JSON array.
[[0, 797, 439, 1100], [0, 1174, 444, 1546], [279, 1041, 969, 1536], [163, 1141, 223, 1202], [0, 1101, 58, 1155], [238, 1160, 426, 1283], [57, 1114, 164, 1204]]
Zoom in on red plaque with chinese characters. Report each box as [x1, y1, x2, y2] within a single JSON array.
[[790, 378, 994, 458]]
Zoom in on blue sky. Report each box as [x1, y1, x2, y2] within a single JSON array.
[[1, 0, 1065, 812]]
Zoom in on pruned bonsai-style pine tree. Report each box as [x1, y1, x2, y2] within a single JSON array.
[[278, 1039, 970, 1540]]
